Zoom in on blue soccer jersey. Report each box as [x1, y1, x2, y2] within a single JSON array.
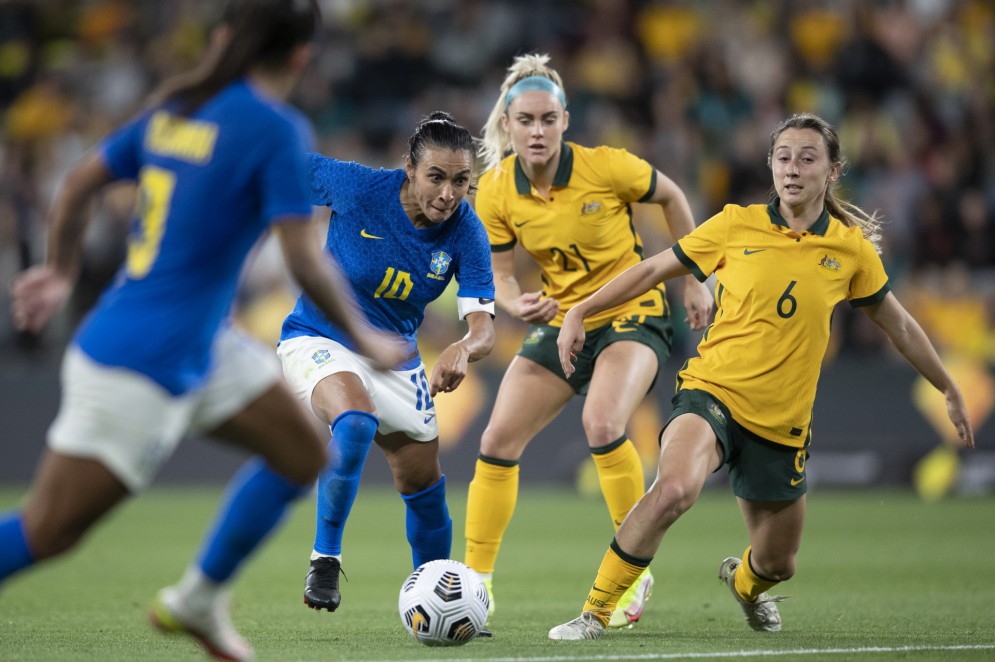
[[74, 80, 314, 395], [280, 155, 495, 369]]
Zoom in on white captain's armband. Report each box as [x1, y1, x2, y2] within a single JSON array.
[[457, 296, 496, 320]]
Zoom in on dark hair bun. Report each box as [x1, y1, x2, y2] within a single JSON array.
[[424, 111, 455, 124]]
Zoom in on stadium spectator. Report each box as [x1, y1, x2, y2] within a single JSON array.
[[0, 1, 406, 660], [548, 112, 974, 641], [2, 2, 992, 366], [463, 53, 713, 628], [278, 111, 495, 614]]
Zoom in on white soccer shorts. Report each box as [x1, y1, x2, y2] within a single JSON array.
[[277, 335, 439, 442], [47, 326, 282, 492]]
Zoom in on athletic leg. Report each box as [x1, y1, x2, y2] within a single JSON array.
[[717, 496, 805, 632], [303, 372, 378, 611], [377, 431, 449, 568], [583, 341, 658, 527], [465, 356, 573, 612], [1, 451, 129, 584], [151, 329, 332, 658], [549, 413, 722, 638], [583, 341, 660, 627]]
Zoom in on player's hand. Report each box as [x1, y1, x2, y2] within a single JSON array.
[[354, 327, 410, 371], [945, 388, 975, 449], [515, 291, 558, 324], [10, 265, 72, 333], [429, 341, 470, 396], [683, 276, 714, 331], [556, 309, 585, 378]]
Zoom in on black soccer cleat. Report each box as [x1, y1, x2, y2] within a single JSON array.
[[304, 557, 344, 612]]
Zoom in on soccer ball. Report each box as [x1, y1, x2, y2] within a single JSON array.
[[398, 559, 489, 646]]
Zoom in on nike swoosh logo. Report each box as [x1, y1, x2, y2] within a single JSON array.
[[360, 229, 384, 239], [513, 219, 532, 228], [478, 298, 494, 305], [790, 476, 805, 486], [743, 248, 767, 255], [591, 584, 611, 594], [423, 414, 436, 424]]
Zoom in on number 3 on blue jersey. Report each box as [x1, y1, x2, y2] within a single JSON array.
[[128, 165, 176, 279]]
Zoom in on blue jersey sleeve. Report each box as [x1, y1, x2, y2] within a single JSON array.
[[99, 112, 149, 180], [260, 111, 314, 223], [453, 207, 495, 299], [306, 154, 378, 208]]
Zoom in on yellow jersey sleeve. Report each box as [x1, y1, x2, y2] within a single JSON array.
[[672, 205, 735, 279], [848, 236, 891, 306], [475, 165, 516, 250], [601, 147, 656, 203]]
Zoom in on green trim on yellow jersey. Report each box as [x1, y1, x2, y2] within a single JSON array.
[[514, 143, 574, 194], [637, 172, 657, 202], [766, 199, 831, 235], [476, 141, 665, 328], [673, 242, 705, 281], [673, 199, 890, 448], [849, 284, 891, 307]]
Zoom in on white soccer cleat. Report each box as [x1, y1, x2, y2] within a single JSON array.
[[609, 567, 654, 628], [548, 611, 606, 641], [718, 556, 784, 632], [149, 586, 255, 661]]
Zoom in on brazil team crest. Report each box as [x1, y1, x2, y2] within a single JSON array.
[[430, 251, 452, 277]]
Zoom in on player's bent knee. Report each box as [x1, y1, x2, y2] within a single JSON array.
[[580, 414, 626, 447], [645, 480, 698, 522], [394, 467, 443, 495], [479, 427, 526, 460]]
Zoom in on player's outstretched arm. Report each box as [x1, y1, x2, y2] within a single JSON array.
[[557, 248, 689, 377], [274, 220, 407, 370], [429, 311, 495, 396], [861, 292, 974, 448], [10, 150, 115, 333]]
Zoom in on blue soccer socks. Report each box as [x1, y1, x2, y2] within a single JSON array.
[[0, 514, 35, 583], [402, 475, 452, 568], [313, 411, 379, 556], [197, 458, 308, 582]]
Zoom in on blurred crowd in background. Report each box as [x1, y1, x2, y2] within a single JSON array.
[[1, 0, 993, 374]]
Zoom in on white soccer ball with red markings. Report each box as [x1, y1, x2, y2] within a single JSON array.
[[398, 559, 489, 646]]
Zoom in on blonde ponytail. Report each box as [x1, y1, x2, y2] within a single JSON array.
[[480, 53, 566, 174]]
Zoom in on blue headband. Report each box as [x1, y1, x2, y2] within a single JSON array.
[[504, 76, 567, 110]]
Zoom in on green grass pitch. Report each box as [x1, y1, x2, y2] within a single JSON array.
[[1, 485, 993, 661]]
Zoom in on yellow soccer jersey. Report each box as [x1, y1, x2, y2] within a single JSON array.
[[673, 201, 890, 448], [475, 142, 667, 328]]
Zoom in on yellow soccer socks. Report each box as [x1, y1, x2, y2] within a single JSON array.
[[734, 546, 779, 602], [590, 437, 644, 530], [464, 456, 519, 575], [583, 539, 652, 626]]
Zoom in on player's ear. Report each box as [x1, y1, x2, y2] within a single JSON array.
[[404, 155, 415, 181]]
